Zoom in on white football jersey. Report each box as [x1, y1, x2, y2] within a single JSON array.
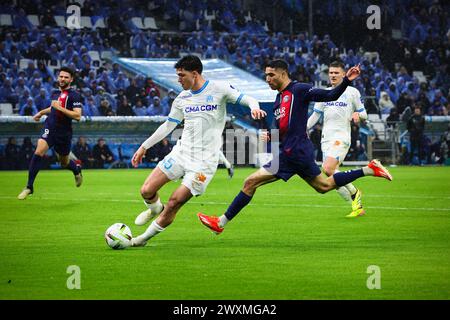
[[167, 80, 243, 164], [313, 86, 365, 144]]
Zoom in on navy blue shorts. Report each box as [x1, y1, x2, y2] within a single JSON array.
[[40, 127, 72, 156], [263, 141, 321, 182]]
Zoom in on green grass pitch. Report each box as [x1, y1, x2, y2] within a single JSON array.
[[0, 166, 449, 300]]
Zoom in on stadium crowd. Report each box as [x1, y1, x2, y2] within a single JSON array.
[[0, 0, 449, 167], [0, 0, 449, 118]]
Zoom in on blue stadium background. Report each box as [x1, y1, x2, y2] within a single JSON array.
[[0, 0, 449, 170]]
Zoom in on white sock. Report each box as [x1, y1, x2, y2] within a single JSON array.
[[144, 197, 164, 215], [336, 187, 352, 202], [218, 215, 229, 228], [345, 183, 357, 197], [362, 166, 373, 175], [223, 158, 231, 169], [219, 152, 232, 169], [141, 220, 165, 241]]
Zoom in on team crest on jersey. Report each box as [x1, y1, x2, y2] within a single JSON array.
[[206, 95, 213, 103], [60, 93, 66, 99], [283, 95, 290, 103]]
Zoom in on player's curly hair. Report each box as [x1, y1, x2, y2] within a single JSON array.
[[59, 66, 75, 78], [174, 55, 203, 74]]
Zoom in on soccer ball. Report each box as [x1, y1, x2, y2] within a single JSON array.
[[105, 223, 132, 250]]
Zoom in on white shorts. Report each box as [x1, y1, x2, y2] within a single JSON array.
[[157, 147, 217, 196], [321, 140, 350, 164]]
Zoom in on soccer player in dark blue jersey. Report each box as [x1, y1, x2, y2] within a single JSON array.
[[198, 59, 393, 234], [18, 67, 83, 200]]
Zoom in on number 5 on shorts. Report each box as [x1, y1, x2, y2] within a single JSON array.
[[163, 158, 175, 170]]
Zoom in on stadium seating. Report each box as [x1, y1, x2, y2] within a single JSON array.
[[26, 15, 39, 27], [0, 103, 13, 115], [0, 14, 12, 26], [54, 15, 66, 27], [143, 17, 158, 30]]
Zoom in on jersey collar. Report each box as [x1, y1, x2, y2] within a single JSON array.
[[190, 80, 209, 94]]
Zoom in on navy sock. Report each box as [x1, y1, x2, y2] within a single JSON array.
[[333, 169, 365, 187], [224, 191, 253, 221], [27, 154, 42, 190], [66, 160, 81, 175]]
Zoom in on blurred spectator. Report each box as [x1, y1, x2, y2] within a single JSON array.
[[4, 137, 21, 170], [98, 100, 115, 116], [83, 96, 101, 117], [14, 77, 30, 97], [92, 138, 114, 168], [125, 78, 140, 104], [116, 97, 135, 116], [428, 99, 446, 116], [34, 88, 51, 111], [95, 86, 116, 111], [144, 77, 160, 97], [114, 72, 130, 92], [378, 91, 395, 115], [73, 137, 94, 168], [19, 97, 38, 116], [386, 108, 400, 128], [0, 78, 18, 106], [145, 138, 172, 163], [161, 89, 177, 111], [407, 106, 425, 165], [20, 137, 34, 169], [147, 96, 168, 116], [133, 99, 148, 116], [364, 88, 379, 114]]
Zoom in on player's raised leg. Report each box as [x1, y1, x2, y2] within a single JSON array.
[[198, 168, 278, 234], [132, 184, 193, 246], [306, 159, 392, 195], [18, 138, 49, 200], [59, 153, 83, 187], [135, 166, 170, 226]]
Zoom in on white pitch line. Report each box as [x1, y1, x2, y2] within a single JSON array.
[[1, 196, 449, 212], [15, 192, 450, 200]]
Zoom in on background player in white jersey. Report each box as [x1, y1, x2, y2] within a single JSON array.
[[130, 55, 266, 246], [307, 61, 368, 217]]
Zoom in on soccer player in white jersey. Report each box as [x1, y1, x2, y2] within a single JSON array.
[[130, 55, 266, 246], [307, 61, 368, 217]]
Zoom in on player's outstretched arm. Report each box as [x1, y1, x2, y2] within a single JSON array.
[[307, 64, 361, 103], [237, 95, 267, 120], [33, 107, 51, 121], [132, 120, 178, 167]]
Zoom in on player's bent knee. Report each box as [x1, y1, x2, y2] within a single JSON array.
[[322, 167, 334, 177], [140, 185, 155, 199], [313, 183, 331, 194], [315, 187, 328, 194], [242, 177, 257, 194]]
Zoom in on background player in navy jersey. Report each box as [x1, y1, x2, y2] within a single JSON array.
[[198, 59, 393, 234], [18, 67, 83, 200]]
